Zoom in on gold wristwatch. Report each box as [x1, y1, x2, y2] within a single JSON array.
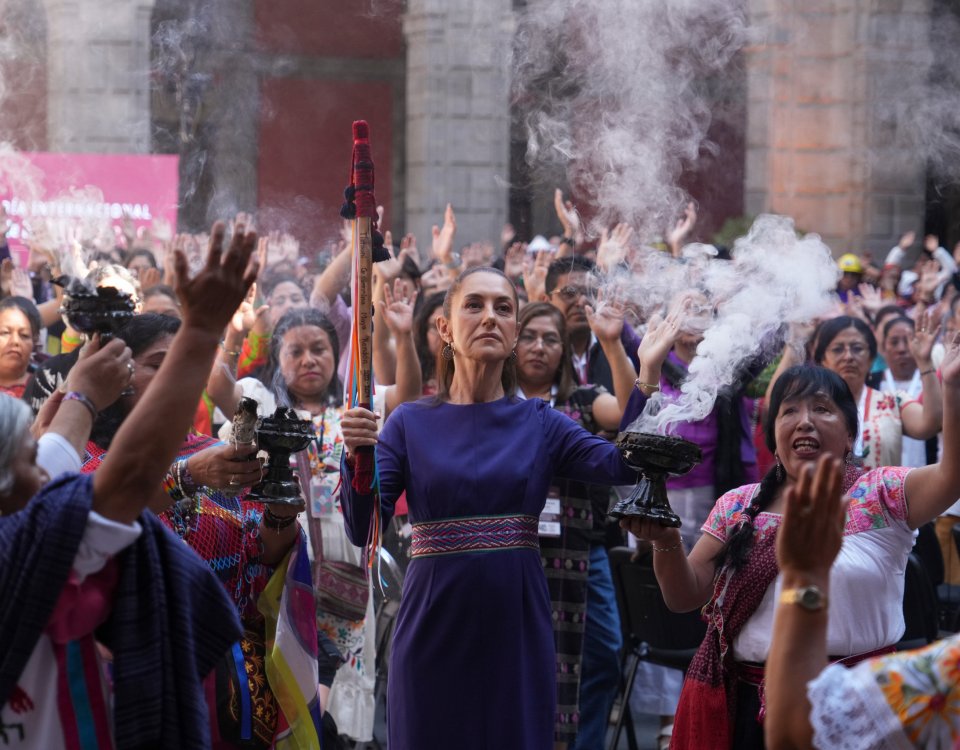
[[779, 585, 827, 612]]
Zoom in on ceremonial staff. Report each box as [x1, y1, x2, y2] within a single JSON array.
[[341, 121, 389, 563]]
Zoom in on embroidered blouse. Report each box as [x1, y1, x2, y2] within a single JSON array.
[[808, 632, 960, 749], [702, 466, 915, 662]]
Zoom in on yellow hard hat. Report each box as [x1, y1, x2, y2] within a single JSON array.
[[837, 253, 864, 274]]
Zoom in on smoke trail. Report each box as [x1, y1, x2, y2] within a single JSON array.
[[628, 214, 839, 433], [514, 0, 748, 239]]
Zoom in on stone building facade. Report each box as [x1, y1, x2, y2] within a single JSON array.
[[2, 0, 954, 255]]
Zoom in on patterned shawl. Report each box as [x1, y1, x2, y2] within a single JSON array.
[[0, 474, 242, 749]]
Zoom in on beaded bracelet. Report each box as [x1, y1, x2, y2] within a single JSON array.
[[262, 507, 297, 531], [634, 379, 660, 394], [63, 391, 97, 419], [219, 340, 242, 358], [178, 457, 198, 496], [652, 541, 683, 554]]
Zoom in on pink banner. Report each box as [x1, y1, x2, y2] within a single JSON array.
[[0, 151, 179, 265]]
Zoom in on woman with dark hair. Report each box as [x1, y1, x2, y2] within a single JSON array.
[[123, 248, 158, 279], [82, 310, 322, 748], [878, 315, 932, 467], [0, 296, 40, 397], [339, 267, 637, 750], [771, 314, 941, 469], [211, 297, 421, 742], [515, 301, 623, 747], [141, 283, 181, 319], [623, 355, 960, 750]]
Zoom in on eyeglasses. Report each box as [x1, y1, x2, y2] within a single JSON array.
[[826, 343, 869, 358], [518, 331, 563, 348], [551, 285, 595, 302]]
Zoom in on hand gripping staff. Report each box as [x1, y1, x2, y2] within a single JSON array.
[[340, 121, 390, 571]]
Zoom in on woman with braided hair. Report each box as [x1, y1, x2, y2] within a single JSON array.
[[623, 343, 960, 749]]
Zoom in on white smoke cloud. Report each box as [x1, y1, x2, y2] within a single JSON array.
[[514, 0, 749, 240], [629, 214, 839, 433]]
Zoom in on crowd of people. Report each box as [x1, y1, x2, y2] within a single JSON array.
[[1, 181, 960, 750]]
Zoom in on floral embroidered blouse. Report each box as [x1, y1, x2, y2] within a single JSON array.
[[808, 632, 960, 749], [858, 386, 917, 471], [702, 466, 916, 662]]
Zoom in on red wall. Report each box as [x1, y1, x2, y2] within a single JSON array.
[[254, 0, 404, 59], [258, 78, 394, 246], [254, 0, 404, 247]]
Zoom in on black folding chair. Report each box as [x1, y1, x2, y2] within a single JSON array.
[[898, 551, 940, 651], [607, 546, 706, 750], [936, 523, 960, 632]]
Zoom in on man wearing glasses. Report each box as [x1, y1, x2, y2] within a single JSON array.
[[542, 256, 641, 395]]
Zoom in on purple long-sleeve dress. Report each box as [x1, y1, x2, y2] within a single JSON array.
[[340, 396, 636, 750]]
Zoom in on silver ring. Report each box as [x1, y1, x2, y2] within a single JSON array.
[[228, 474, 238, 486], [126, 361, 135, 376]]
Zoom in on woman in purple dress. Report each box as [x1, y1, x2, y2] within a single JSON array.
[[339, 266, 637, 750]]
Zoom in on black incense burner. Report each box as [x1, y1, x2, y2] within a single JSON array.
[[609, 432, 702, 527], [55, 276, 135, 342], [247, 406, 313, 506]]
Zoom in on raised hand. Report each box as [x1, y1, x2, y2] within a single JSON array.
[[374, 244, 404, 283], [139, 266, 162, 291], [909, 310, 940, 368], [522, 250, 550, 302], [637, 309, 683, 371], [844, 293, 870, 324], [585, 290, 625, 344], [554, 188, 580, 240], [381, 279, 418, 336], [898, 230, 916, 250], [431, 203, 457, 264], [915, 264, 941, 303], [421, 263, 454, 295], [597, 223, 634, 272], [776, 455, 846, 577], [667, 202, 697, 256], [857, 283, 883, 318], [503, 241, 526, 279], [279, 233, 300, 265], [230, 282, 268, 335], [173, 221, 259, 336], [399, 233, 421, 268]]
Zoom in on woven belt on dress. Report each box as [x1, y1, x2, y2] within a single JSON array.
[[410, 514, 540, 558]]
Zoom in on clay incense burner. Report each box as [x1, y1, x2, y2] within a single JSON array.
[[608, 431, 702, 527], [247, 406, 314, 506], [55, 275, 135, 342]]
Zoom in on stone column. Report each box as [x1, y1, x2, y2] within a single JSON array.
[[745, 0, 932, 255], [42, 0, 156, 153], [203, 0, 259, 222], [403, 0, 514, 248]]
